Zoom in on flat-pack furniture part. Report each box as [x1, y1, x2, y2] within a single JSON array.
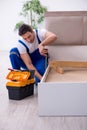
[[49, 60, 87, 74], [38, 11, 87, 116]]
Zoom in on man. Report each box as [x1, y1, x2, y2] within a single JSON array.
[[10, 24, 57, 83]]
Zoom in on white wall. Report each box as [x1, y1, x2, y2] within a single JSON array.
[[0, 0, 87, 50], [41, 0, 87, 11]]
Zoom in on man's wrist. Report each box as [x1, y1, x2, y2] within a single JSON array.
[[40, 42, 45, 46]]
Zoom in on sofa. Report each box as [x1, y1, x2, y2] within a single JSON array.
[[38, 11, 87, 116]]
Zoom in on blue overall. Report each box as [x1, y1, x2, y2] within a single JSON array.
[[9, 30, 48, 83]]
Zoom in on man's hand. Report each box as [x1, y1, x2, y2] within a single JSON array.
[[38, 44, 48, 57]]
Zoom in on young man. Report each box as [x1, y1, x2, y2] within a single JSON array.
[[10, 24, 57, 83]]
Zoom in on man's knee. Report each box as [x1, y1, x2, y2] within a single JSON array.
[[9, 47, 21, 69]]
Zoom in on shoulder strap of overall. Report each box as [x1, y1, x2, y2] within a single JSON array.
[[18, 40, 29, 53], [35, 29, 41, 44], [18, 30, 41, 52]]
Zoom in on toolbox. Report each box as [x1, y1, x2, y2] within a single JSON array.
[[6, 70, 35, 100]]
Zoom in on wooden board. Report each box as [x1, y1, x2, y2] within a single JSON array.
[[49, 61, 87, 74], [45, 67, 87, 82]]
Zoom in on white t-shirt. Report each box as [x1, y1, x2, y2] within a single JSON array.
[[17, 29, 47, 54]]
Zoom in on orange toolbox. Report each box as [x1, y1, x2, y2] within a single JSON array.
[[6, 70, 35, 100]]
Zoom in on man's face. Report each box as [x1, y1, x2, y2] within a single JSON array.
[[21, 31, 35, 43]]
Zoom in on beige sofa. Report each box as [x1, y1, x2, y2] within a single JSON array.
[[38, 11, 87, 116], [44, 11, 87, 61], [45, 11, 87, 45]]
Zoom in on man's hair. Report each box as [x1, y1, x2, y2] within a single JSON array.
[[19, 24, 33, 36]]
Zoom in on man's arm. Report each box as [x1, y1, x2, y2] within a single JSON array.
[[38, 31, 57, 56], [20, 53, 42, 80]]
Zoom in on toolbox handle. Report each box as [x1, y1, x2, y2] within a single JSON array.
[[8, 68, 20, 71]]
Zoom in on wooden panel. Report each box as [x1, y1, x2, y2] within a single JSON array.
[[50, 60, 87, 68], [45, 67, 87, 82]]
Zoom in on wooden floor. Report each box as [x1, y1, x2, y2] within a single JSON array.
[[0, 51, 87, 130]]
